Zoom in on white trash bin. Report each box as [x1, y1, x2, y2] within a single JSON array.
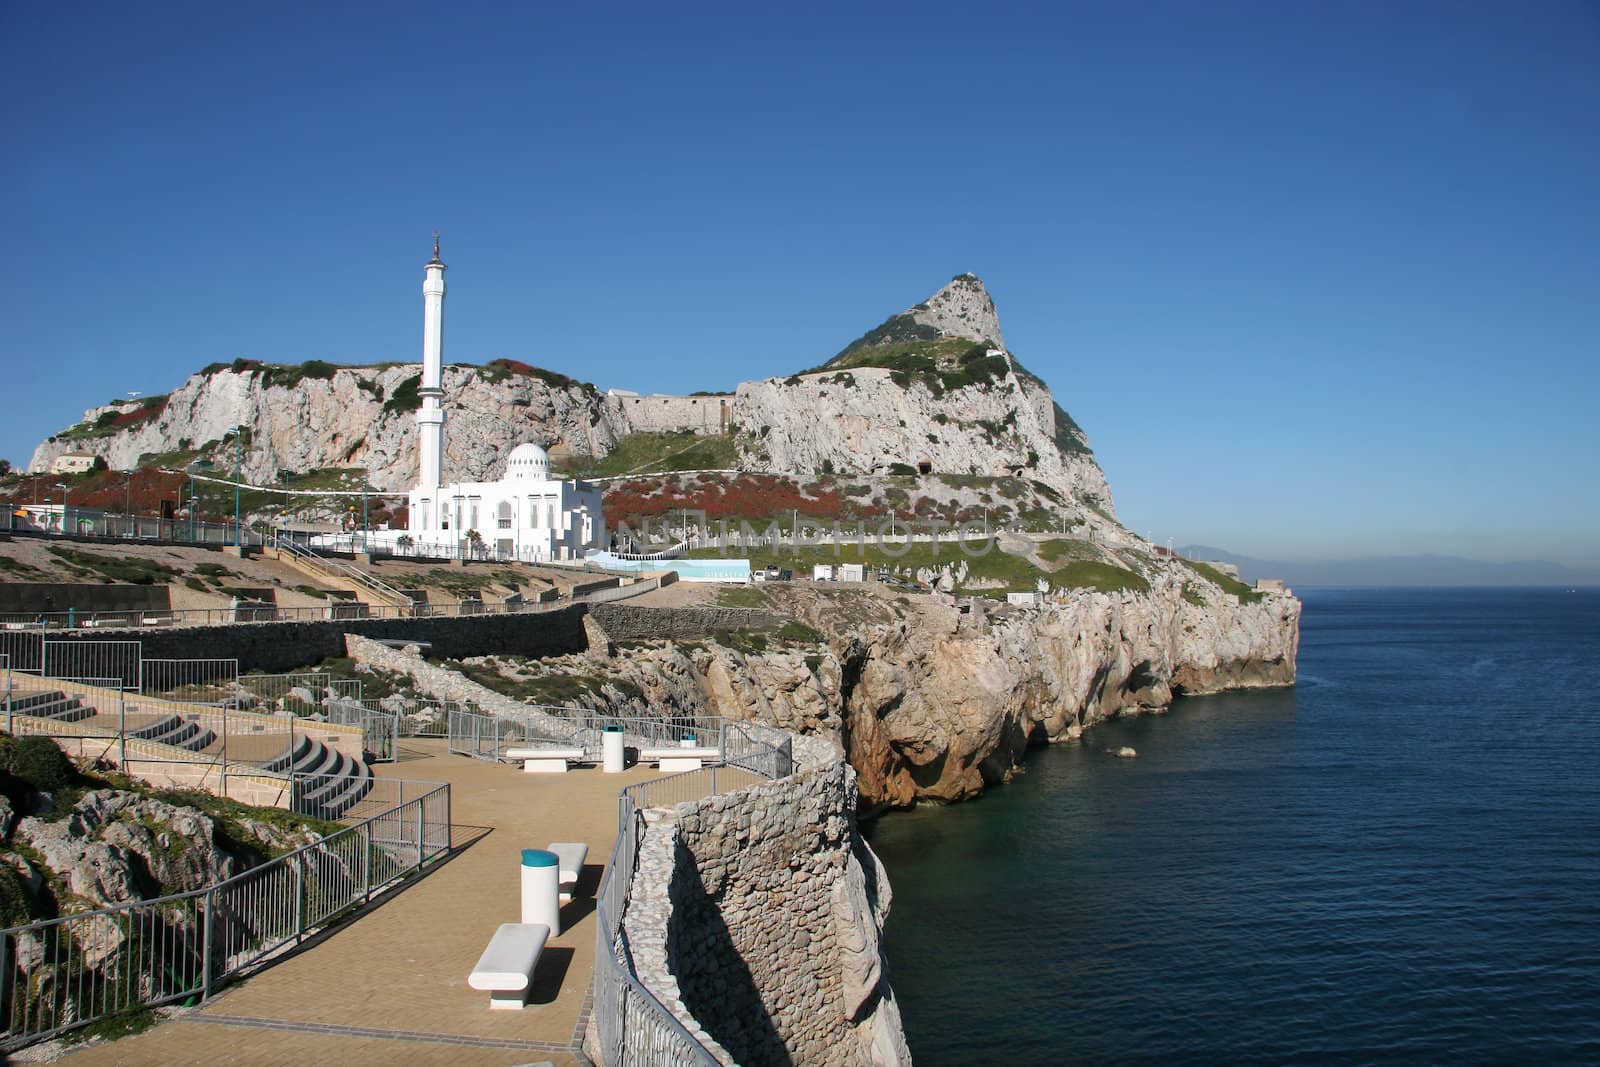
[[602, 724, 626, 773], [520, 848, 561, 934]]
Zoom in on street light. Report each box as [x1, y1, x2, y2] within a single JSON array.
[[232, 425, 245, 548], [55, 483, 68, 536]]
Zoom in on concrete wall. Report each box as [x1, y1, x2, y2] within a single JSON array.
[[39, 606, 591, 673], [0, 583, 171, 616]]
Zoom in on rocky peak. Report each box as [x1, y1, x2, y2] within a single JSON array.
[[906, 273, 1004, 349]]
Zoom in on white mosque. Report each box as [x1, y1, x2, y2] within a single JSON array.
[[380, 237, 607, 562]]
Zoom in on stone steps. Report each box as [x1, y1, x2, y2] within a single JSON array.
[[6, 689, 97, 723]]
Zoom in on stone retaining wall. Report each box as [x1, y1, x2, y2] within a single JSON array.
[[627, 753, 911, 1066], [588, 604, 783, 642], [38, 607, 591, 673]]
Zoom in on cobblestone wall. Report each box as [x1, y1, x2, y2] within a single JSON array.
[[629, 759, 911, 1066], [588, 604, 782, 642]]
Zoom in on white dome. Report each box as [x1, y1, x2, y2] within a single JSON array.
[[504, 443, 551, 481]]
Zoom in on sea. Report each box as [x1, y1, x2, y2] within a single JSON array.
[[865, 587, 1600, 1065]]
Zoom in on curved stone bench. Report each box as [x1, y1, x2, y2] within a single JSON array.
[[505, 746, 586, 774], [468, 922, 549, 1010], [548, 841, 588, 903], [639, 746, 721, 772]]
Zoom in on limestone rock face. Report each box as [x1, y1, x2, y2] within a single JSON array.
[[30, 365, 616, 492], [906, 273, 1005, 348], [27, 273, 1115, 527], [563, 576, 1299, 809], [731, 366, 1114, 511], [826, 580, 1300, 805]]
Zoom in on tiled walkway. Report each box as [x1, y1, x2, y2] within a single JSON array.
[[54, 739, 662, 1066]]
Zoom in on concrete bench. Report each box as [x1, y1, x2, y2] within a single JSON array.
[[467, 922, 549, 1010], [639, 746, 721, 772], [141, 613, 176, 627], [504, 746, 586, 774], [548, 842, 588, 903]]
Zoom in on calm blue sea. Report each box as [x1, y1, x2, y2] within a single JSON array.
[[866, 588, 1600, 1065]]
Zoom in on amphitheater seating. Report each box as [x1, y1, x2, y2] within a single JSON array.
[[5, 690, 97, 723]]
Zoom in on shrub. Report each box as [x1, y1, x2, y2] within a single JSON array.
[[384, 374, 423, 414], [6, 736, 76, 793]]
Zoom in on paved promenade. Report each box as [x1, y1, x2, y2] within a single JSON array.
[[53, 739, 661, 1066]]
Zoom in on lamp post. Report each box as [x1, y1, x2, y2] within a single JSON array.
[[232, 425, 244, 547], [124, 472, 133, 537], [55, 483, 68, 536]]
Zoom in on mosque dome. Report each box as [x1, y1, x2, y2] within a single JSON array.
[[504, 442, 551, 481]]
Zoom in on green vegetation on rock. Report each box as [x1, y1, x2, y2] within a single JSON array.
[[383, 373, 423, 414], [584, 431, 738, 477], [1180, 559, 1263, 603], [45, 547, 181, 585]]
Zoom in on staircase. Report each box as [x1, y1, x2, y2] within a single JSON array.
[[4, 689, 98, 723], [6, 682, 374, 821], [266, 732, 376, 820], [126, 712, 217, 752], [271, 540, 414, 612]]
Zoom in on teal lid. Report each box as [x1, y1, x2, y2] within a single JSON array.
[[521, 849, 558, 868], [603, 724, 624, 733]]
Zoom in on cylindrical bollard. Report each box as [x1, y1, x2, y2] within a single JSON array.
[[681, 732, 697, 749], [521, 849, 560, 933], [602, 724, 626, 773]]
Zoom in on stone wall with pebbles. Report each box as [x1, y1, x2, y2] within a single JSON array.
[[626, 755, 911, 1066]]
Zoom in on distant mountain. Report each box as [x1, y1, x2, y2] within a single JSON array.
[[1178, 546, 1600, 588]]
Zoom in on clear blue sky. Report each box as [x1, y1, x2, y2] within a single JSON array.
[[5, 1, 1597, 567]]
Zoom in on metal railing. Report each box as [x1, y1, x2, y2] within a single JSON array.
[[276, 538, 414, 609], [0, 575, 667, 633], [447, 705, 732, 765], [591, 721, 795, 1066], [0, 777, 450, 1052], [324, 698, 400, 763]]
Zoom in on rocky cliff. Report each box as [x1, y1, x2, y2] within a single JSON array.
[[27, 274, 1115, 527], [421, 563, 1299, 809], [29, 362, 616, 493]]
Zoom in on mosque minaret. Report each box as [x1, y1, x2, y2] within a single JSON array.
[[401, 237, 607, 561], [416, 232, 447, 496]]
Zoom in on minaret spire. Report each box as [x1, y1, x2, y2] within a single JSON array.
[[416, 233, 448, 496]]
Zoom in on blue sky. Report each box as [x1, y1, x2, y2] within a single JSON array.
[[4, 1, 1597, 566]]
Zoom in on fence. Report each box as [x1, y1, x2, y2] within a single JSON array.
[[234, 672, 363, 718], [591, 723, 795, 1066], [447, 705, 730, 765], [0, 778, 450, 1052], [324, 699, 400, 764]]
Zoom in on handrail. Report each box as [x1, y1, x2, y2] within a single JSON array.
[[0, 775, 451, 1052], [277, 538, 414, 609], [591, 717, 795, 1065]]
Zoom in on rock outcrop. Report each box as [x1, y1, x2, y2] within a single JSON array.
[[435, 567, 1299, 809], [30, 364, 616, 492], [26, 273, 1116, 530]]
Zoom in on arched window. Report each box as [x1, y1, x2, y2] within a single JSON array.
[[497, 500, 513, 530]]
